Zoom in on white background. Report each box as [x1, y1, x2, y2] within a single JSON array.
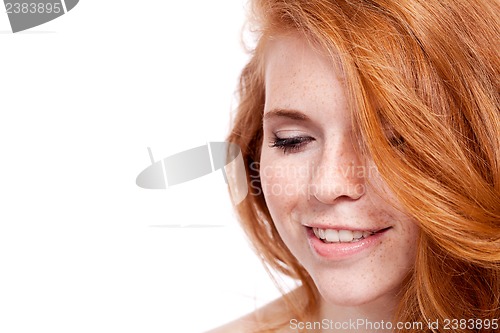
[[0, 1, 284, 332]]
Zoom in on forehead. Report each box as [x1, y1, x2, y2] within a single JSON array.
[[263, 35, 345, 112]]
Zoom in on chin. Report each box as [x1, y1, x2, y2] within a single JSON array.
[[315, 281, 398, 307], [302, 257, 411, 308]]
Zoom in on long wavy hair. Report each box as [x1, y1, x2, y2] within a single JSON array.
[[227, 1, 500, 332]]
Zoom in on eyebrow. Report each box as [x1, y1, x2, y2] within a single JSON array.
[[263, 108, 311, 122]]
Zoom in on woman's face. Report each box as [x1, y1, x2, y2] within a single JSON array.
[[260, 35, 419, 307]]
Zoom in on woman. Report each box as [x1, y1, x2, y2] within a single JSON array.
[[209, 0, 499, 332]]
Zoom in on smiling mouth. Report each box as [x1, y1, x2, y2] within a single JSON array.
[[310, 227, 392, 244]]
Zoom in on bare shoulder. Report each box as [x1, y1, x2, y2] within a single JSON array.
[[204, 288, 302, 333]]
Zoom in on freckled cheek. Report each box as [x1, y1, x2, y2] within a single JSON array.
[[260, 163, 305, 203], [405, 227, 420, 264], [366, 218, 418, 266], [260, 161, 306, 239], [385, 222, 419, 269], [260, 165, 286, 216]]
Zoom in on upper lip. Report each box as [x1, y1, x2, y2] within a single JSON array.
[[303, 223, 392, 233]]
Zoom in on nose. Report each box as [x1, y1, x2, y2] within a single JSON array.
[[310, 136, 367, 203]]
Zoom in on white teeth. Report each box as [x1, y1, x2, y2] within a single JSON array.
[[339, 230, 354, 242], [313, 227, 376, 243], [324, 229, 339, 242], [353, 230, 363, 239]]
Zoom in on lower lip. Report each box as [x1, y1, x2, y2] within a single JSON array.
[[306, 227, 390, 260]]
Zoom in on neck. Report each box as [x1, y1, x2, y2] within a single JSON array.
[[317, 293, 398, 333]]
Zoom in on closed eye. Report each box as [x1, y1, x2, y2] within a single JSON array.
[[269, 135, 315, 154]]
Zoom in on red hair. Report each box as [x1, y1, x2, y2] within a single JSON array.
[[228, 1, 500, 331]]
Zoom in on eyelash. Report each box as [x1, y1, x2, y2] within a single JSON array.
[[269, 132, 403, 154], [270, 135, 315, 154]]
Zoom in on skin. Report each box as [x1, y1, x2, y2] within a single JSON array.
[[258, 35, 420, 331], [207, 34, 420, 333]]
